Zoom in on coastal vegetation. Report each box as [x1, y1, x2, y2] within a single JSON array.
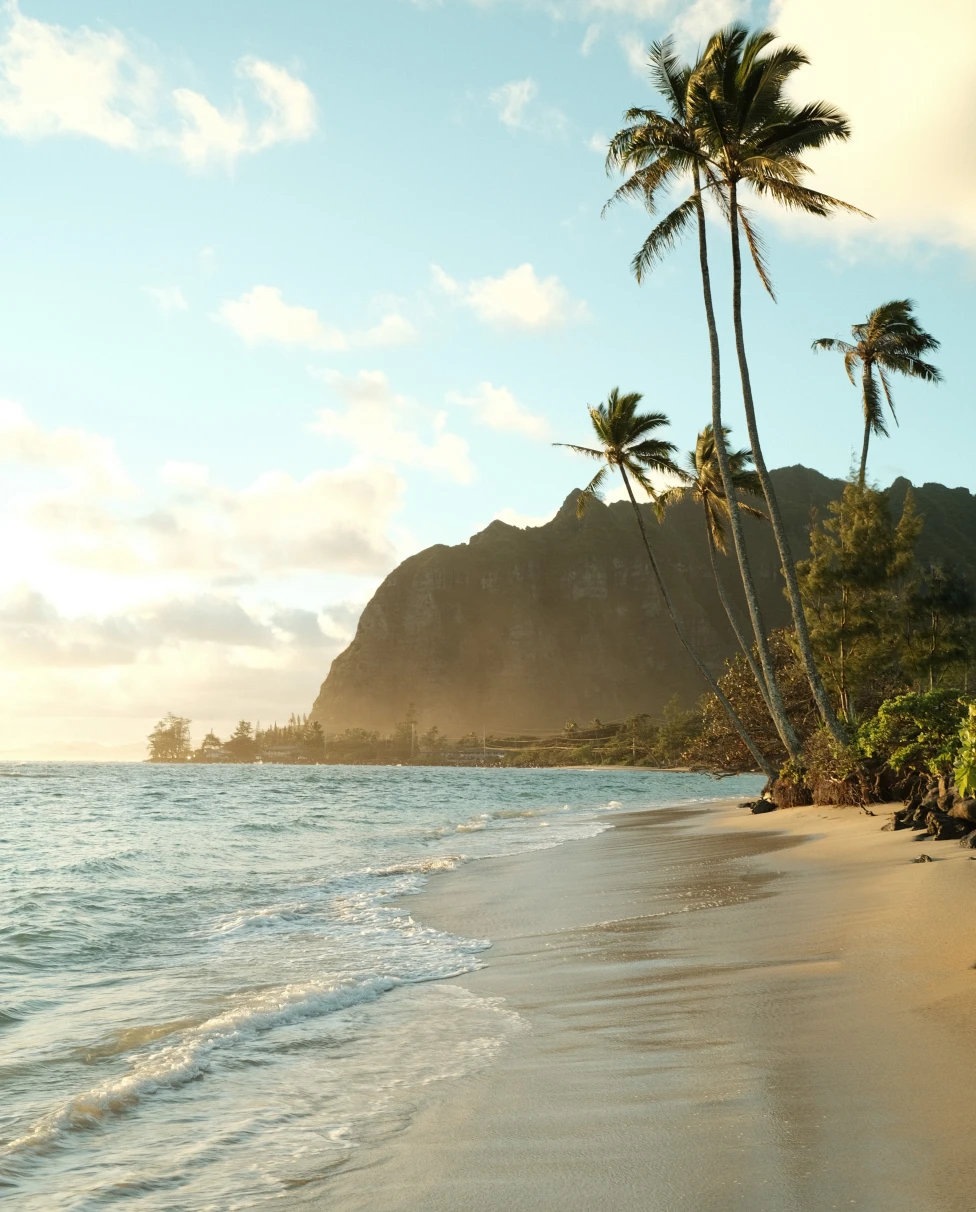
[[146, 700, 702, 768], [558, 19, 973, 821]]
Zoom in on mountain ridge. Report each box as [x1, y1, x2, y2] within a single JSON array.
[[310, 466, 976, 736]]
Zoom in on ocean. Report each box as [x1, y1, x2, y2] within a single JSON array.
[[1, 763, 764, 1209]]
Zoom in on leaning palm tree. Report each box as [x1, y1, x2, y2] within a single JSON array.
[[655, 426, 772, 712], [604, 37, 801, 761], [556, 389, 775, 776], [812, 300, 941, 485], [692, 22, 870, 747]]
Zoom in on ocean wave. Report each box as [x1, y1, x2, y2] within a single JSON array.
[[367, 855, 469, 876], [3, 963, 486, 1157]]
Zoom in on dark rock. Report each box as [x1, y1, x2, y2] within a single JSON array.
[[948, 798, 976, 824], [913, 853, 934, 863], [751, 801, 777, 814], [959, 830, 976, 850], [938, 792, 957, 813], [913, 831, 931, 842], [925, 810, 970, 841], [906, 793, 923, 813], [881, 817, 897, 832]]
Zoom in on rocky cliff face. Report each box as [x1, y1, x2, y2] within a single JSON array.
[[310, 466, 976, 736]]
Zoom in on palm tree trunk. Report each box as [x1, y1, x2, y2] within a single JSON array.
[[859, 364, 873, 486], [728, 180, 849, 748], [692, 170, 801, 760], [704, 518, 774, 718], [618, 465, 776, 778]]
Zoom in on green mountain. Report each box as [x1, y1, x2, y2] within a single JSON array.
[[310, 466, 976, 737]]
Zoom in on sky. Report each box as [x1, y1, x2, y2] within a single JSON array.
[[0, 0, 973, 759]]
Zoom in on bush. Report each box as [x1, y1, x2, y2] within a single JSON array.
[[954, 704, 976, 798], [859, 690, 968, 783]]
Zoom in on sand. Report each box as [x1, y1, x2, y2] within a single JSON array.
[[302, 799, 976, 1211]]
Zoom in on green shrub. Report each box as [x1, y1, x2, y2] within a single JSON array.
[[954, 704, 976, 798], [859, 689, 968, 780]]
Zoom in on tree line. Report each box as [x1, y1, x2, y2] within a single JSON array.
[[145, 700, 704, 769]]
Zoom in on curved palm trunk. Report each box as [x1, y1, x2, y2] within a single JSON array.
[[858, 363, 873, 486], [692, 170, 801, 760], [619, 465, 776, 778], [728, 181, 848, 747], [704, 519, 774, 717]]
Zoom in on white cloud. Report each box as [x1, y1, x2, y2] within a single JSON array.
[[0, 2, 316, 167], [430, 264, 459, 295], [490, 77, 537, 129], [673, 0, 748, 47], [0, 403, 396, 758], [581, 23, 602, 54], [448, 382, 548, 438], [42, 463, 402, 579], [587, 131, 608, 154], [435, 262, 587, 330], [0, 584, 355, 759], [312, 369, 473, 483], [488, 76, 567, 134], [0, 401, 403, 587], [0, 398, 129, 492], [359, 312, 418, 346], [770, 0, 976, 251], [619, 32, 648, 76], [218, 286, 346, 350], [216, 286, 417, 351], [144, 285, 188, 313]]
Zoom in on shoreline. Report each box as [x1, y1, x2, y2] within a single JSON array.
[[298, 796, 976, 1211]]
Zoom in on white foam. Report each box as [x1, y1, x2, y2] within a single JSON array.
[[367, 854, 468, 876], [5, 964, 488, 1156]]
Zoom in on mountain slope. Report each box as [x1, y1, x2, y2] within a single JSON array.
[[310, 467, 976, 736]]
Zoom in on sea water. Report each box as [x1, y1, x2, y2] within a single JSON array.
[[0, 763, 763, 1209]]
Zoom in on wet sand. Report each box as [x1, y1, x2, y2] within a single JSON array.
[[303, 799, 976, 1211]]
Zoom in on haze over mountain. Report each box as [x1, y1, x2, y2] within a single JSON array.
[[310, 467, 976, 737]]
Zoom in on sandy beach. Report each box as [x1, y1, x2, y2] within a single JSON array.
[[300, 797, 976, 1212]]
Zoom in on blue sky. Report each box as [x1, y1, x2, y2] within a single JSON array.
[[0, 0, 971, 757]]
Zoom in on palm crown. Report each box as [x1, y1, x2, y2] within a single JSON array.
[[812, 299, 942, 443], [604, 26, 868, 295], [556, 388, 679, 517], [656, 425, 765, 550], [604, 38, 703, 282], [691, 24, 868, 296]]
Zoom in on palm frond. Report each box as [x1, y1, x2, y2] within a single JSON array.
[[737, 204, 775, 299], [552, 443, 605, 460], [575, 465, 609, 518], [862, 368, 888, 438], [632, 195, 697, 282]]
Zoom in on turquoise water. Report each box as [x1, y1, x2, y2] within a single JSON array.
[[0, 763, 763, 1209]]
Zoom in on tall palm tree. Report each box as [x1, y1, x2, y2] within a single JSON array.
[[655, 426, 772, 712], [556, 389, 776, 777], [604, 37, 802, 761], [692, 22, 869, 747], [812, 300, 942, 485]]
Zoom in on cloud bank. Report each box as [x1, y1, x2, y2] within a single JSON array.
[[0, 1, 316, 167]]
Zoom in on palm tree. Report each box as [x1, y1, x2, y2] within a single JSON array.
[[655, 426, 772, 712], [604, 37, 802, 760], [692, 22, 869, 747], [556, 389, 776, 777], [812, 300, 941, 485]]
